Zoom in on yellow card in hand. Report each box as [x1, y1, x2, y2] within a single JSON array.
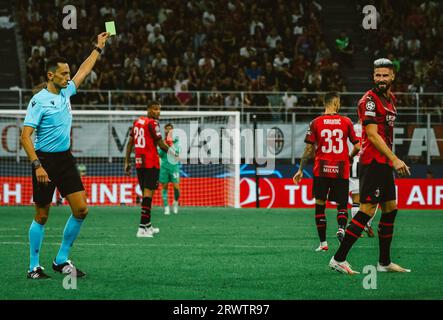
[[105, 21, 116, 36]]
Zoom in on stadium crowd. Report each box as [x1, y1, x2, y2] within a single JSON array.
[[15, 0, 443, 119], [16, 0, 344, 114], [357, 0, 443, 121]]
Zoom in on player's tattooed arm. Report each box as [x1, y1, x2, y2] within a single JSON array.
[[299, 143, 314, 171], [293, 143, 314, 184]]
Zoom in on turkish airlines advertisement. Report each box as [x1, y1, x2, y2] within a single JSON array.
[[240, 178, 443, 209], [0, 176, 442, 209]]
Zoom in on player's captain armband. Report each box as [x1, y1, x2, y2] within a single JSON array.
[[365, 111, 376, 117]]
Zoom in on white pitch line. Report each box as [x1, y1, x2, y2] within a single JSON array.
[[0, 241, 441, 250]]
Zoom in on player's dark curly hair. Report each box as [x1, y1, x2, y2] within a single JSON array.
[[147, 100, 161, 108]]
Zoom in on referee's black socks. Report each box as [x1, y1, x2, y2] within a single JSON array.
[[334, 211, 371, 262], [140, 197, 152, 229], [378, 210, 397, 266]]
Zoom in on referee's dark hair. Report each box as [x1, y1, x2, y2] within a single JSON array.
[[164, 123, 173, 129], [46, 56, 68, 72], [323, 91, 340, 106], [147, 100, 161, 109], [373, 58, 394, 70]]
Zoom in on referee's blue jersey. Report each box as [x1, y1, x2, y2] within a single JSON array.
[[23, 81, 77, 152]]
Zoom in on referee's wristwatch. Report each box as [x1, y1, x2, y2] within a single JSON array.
[[93, 46, 103, 54], [32, 159, 42, 170]]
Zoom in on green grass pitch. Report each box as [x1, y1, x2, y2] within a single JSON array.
[[0, 206, 442, 300]]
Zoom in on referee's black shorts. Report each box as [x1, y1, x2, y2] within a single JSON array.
[[32, 150, 84, 206], [136, 168, 160, 191], [313, 176, 349, 205], [359, 161, 396, 204]]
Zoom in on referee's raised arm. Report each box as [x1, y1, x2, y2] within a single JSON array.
[[72, 32, 110, 89]]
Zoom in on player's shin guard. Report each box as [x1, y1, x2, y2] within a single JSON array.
[[55, 215, 84, 265], [337, 204, 348, 230], [161, 189, 168, 207], [378, 210, 397, 266], [140, 197, 152, 228], [29, 220, 45, 271], [351, 203, 359, 218], [174, 188, 180, 201], [334, 211, 371, 262], [315, 204, 327, 242]]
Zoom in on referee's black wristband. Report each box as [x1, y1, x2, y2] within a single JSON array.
[[32, 159, 42, 170], [93, 46, 103, 54]]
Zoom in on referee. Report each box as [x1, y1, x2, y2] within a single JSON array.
[[21, 32, 110, 279]]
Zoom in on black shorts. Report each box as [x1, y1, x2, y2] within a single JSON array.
[[136, 168, 160, 190], [313, 176, 349, 205], [359, 161, 396, 204], [32, 150, 84, 206]]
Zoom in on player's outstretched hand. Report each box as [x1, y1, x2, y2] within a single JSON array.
[[293, 170, 303, 185], [392, 158, 411, 177], [97, 32, 110, 49]]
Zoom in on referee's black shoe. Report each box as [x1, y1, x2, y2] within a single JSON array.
[[52, 260, 86, 277], [27, 266, 51, 279]]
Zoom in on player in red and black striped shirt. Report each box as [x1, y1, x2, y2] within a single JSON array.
[[330, 59, 411, 274], [294, 92, 360, 252], [124, 101, 176, 238]]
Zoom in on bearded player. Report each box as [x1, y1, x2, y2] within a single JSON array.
[[329, 58, 411, 274], [294, 92, 360, 252], [124, 101, 177, 237]]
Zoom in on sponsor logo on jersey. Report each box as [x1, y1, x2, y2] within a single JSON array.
[[365, 111, 376, 117], [322, 165, 339, 174]]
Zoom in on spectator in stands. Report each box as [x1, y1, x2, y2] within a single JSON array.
[[148, 26, 166, 45], [250, 14, 264, 36], [266, 27, 282, 51], [198, 51, 216, 73], [124, 52, 141, 70], [31, 39, 46, 58], [183, 46, 196, 68], [335, 30, 354, 68], [273, 51, 290, 71], [100, 1, 116, 17], [245, 60, 262, 82], [152, 52, 168, 70], [240, 40, 257, 62], [43, 24, 59, 47], [126, 2, 143, 27], [225, 93, 240, 109]]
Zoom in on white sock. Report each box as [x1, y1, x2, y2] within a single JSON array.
[[351, 203, 359, 218], [320, 241, 328, 247]]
